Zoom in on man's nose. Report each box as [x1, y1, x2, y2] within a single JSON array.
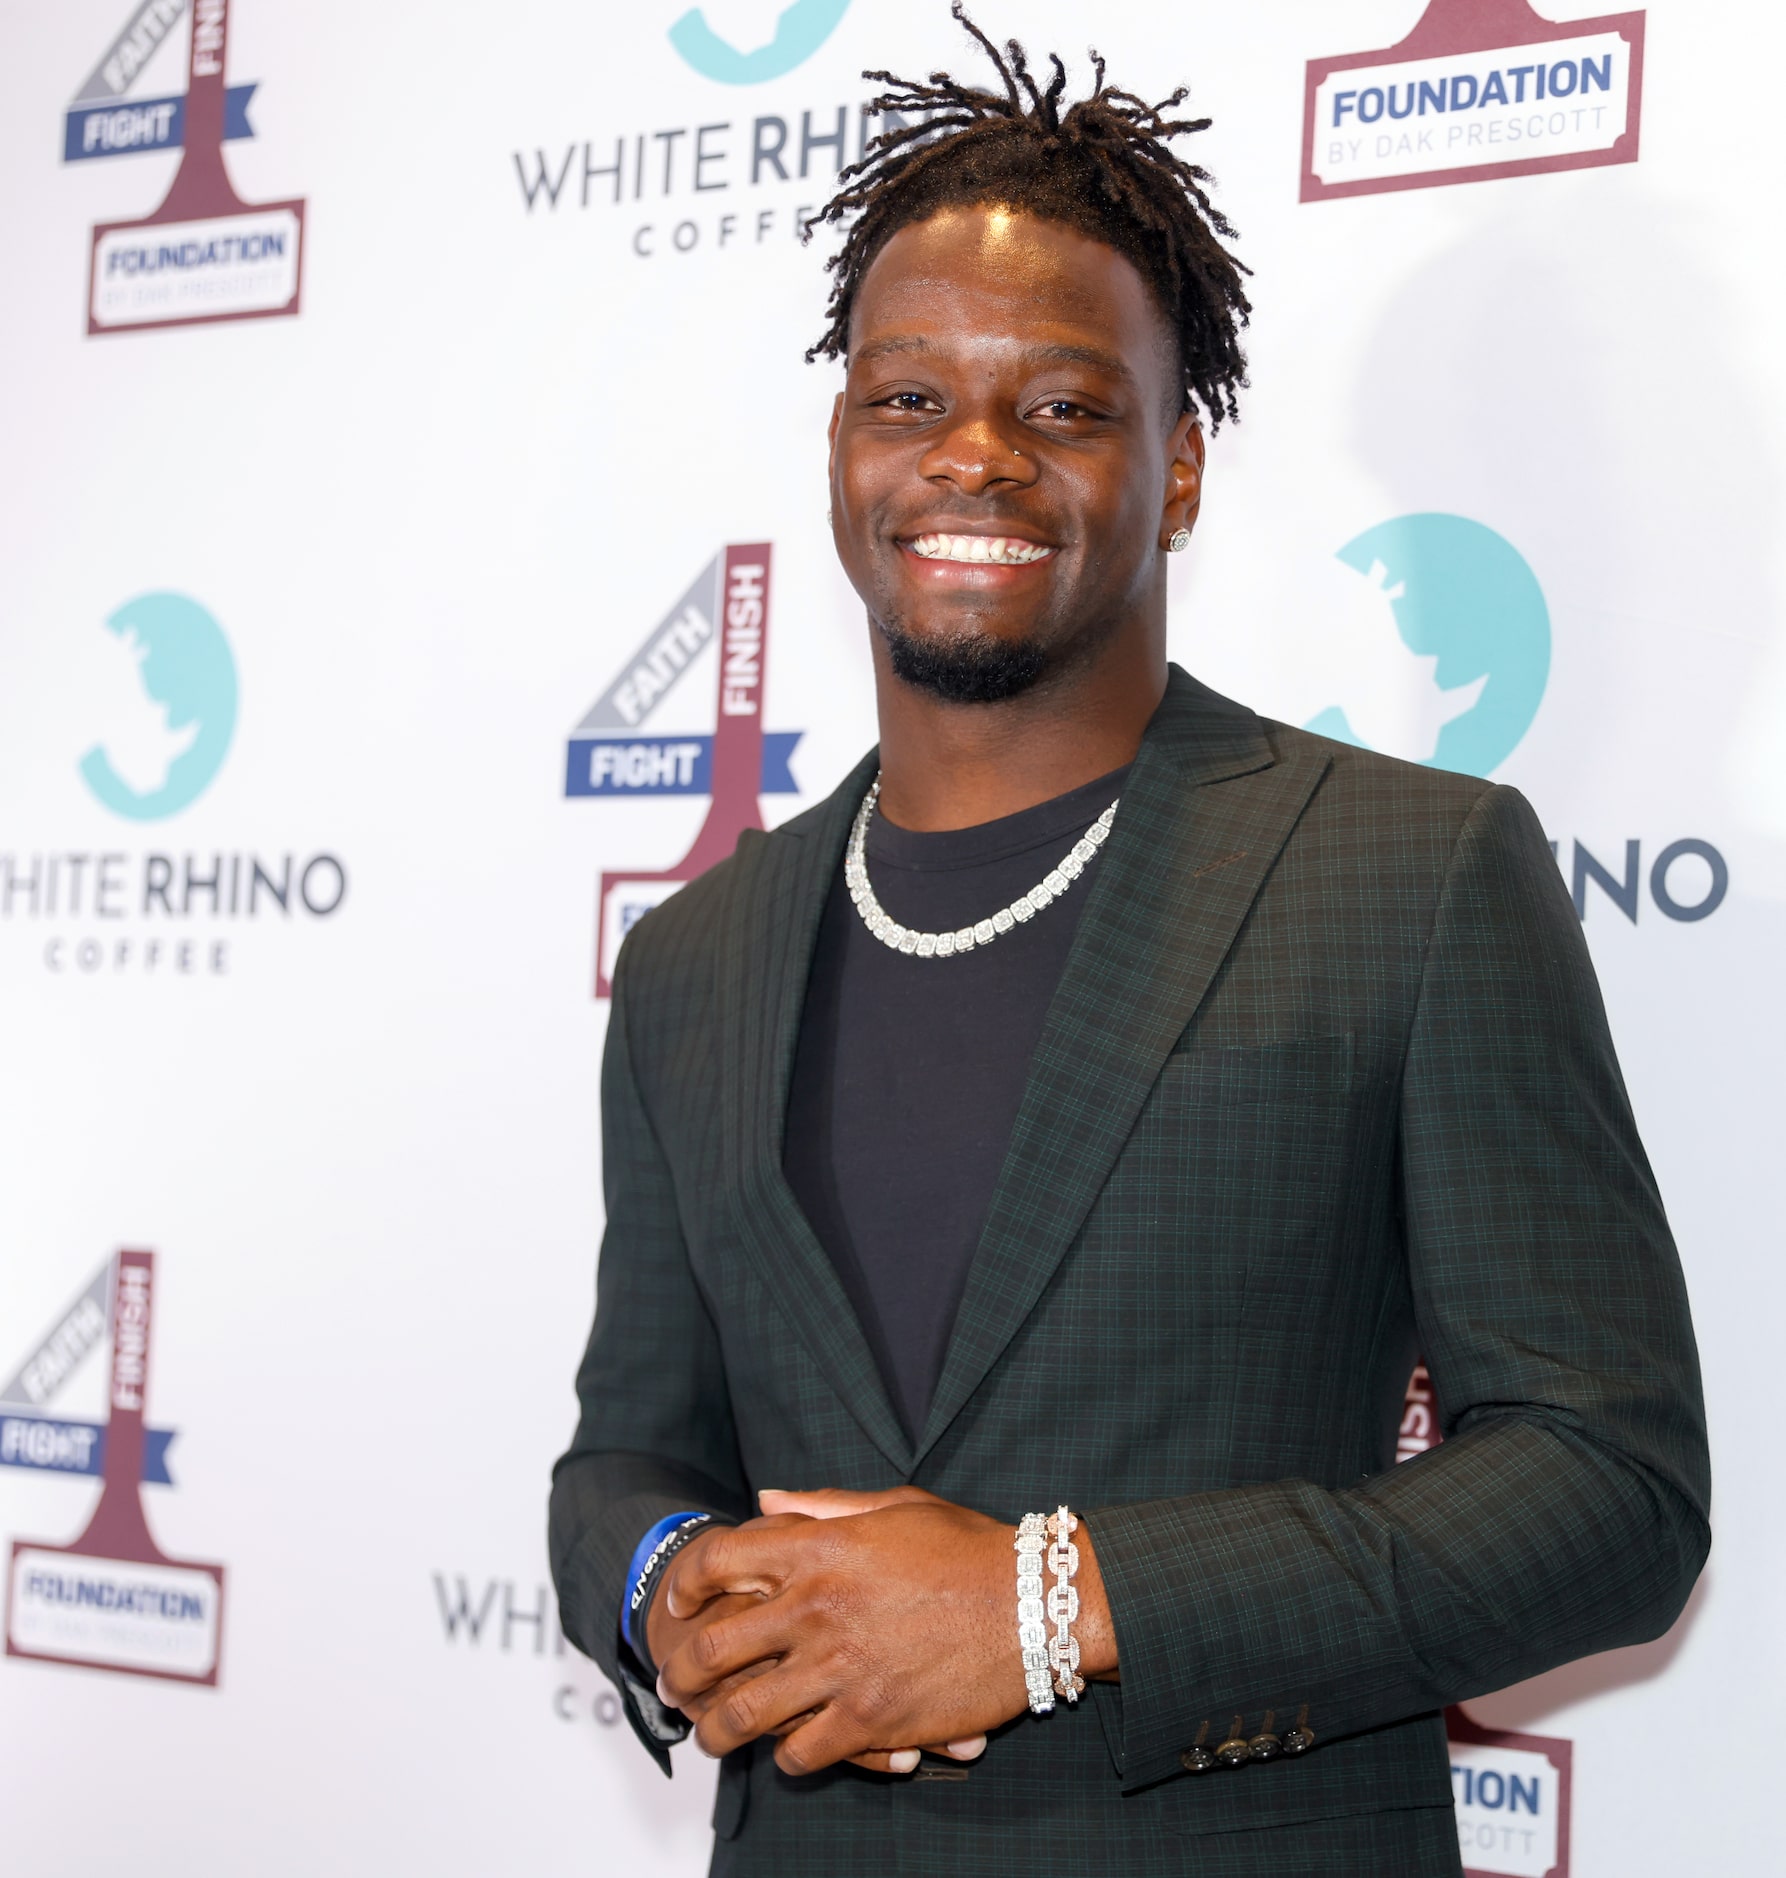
[[916, 411, 1039, 495]]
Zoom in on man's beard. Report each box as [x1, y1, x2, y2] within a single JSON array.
[[877, 619, 1051, 705]]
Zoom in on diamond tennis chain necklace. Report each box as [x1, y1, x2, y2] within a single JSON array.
[[845, 772, 1119, 960]]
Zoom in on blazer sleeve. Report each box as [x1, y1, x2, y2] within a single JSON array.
[[548, 936, 751, 1771], [1088, 783, 1712, 1792]]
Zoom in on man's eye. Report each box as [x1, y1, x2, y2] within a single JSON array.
[[1037, 399, 1086, 421], [883, 391, 935, 413]]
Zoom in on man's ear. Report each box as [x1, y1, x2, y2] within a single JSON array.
[[827, 391, 844, 483], [1160, 416, 1206, 546]]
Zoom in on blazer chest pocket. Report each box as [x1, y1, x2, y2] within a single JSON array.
[[1161, 1031, 1355, 1102], [1117, 1034, 1358, 1257], [1057, 1034, 1363, 1374]]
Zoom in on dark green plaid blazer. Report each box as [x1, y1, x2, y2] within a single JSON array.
[[551, 669, 1709, 1876]]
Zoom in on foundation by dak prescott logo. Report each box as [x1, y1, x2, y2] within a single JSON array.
[[669, 0, 850, 84], [566, 545, 801, 996], [1302, 0, 1645, 202], [1305, 514, 1549, 779], [3, 1250, 227, 1687], [69, 0, 306, 334]]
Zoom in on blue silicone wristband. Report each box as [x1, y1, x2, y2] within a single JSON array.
[[622, 1511, 717, 1659]]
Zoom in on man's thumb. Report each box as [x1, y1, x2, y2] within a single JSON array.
[[757, 1485, 939, 1520]]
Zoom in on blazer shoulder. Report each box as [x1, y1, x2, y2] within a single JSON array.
[[613, 778, 855, 1005], [1156, 668, 1500, 840], [609, 840, 753, 1006], [1263, 717, 1508, 828], [1252, 719, 1563, 911]]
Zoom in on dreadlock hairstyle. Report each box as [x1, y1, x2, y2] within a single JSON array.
[[804, 3, 1251, 428]]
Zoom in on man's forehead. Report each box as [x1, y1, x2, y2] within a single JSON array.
[[849, 207, 1172, 378], [850, 332, 1139, 383], [861, 211, 1143, 305]]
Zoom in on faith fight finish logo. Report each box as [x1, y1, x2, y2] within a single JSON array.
[[72, 0, 306, 335], [566, 544, 801, 996], [1302, 0, 1645, 202], [4, 1250, 227, 1686], [65, 0, 253, 164]]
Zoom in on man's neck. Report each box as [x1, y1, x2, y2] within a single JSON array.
[[870, 629, 1167, 833]]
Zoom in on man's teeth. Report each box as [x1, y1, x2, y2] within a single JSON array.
[[909, 533, 1055, 565]]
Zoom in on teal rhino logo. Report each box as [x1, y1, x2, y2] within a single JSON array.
[[1304, 514, 1549, 778], [79, 592, 238, 820], [669, 0, 850, 84]]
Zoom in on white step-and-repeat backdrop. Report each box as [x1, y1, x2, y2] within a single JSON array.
[[2, 3, 1781, 1872]]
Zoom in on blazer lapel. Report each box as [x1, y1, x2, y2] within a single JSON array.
[[717, 752, 916, 1475], [914, 671, 1333, 1466]]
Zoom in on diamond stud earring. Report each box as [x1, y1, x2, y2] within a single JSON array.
[[1167, 527, 1193, 552]]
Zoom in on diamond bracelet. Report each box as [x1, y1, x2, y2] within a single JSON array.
[[1015, 1512, 1053, 1714], [1016, 1505, 1084, 1713], [1046, 1506, 1084, 1703]]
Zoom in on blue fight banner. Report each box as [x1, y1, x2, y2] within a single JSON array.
[[0, 1414, 175, 1484], [63, 84, 257, 163], [565, 730, 802, 798]]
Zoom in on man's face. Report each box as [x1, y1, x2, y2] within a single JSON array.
[[828, 204, 1203, 703]]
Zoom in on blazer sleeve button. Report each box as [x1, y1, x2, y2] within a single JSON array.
[[1280, 1706, 1316, 1755], [1215, 1718, 1252, 1768], [1180, 1722, 1216, 1774]]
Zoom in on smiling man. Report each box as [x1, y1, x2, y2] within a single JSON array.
[[549, 14, 1709, 1875]]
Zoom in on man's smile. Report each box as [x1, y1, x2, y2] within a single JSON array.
[[902, 532, 1058, 566]]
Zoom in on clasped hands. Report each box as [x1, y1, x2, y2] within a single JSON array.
[[646, 1484, 1116, 1777]]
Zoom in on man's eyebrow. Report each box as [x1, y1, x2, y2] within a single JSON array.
[[851, 335, 933, 367], [1025, 342, 1136, 380], [850, 335, 1138, 380]]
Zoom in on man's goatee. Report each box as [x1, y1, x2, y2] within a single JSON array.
[[879, 622, 1050, 704]]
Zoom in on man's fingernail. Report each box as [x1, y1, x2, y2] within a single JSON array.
[[758, 1489, 786, 1503], [946, 1736, 987, 1759], [889, 1749, 921, 1774]]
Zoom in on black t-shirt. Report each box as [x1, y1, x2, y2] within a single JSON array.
[[783, 767, 1129, 1439]]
